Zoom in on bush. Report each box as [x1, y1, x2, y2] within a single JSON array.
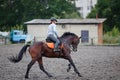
[[11, 25, 24, 30], [103, 27, 120, 44]]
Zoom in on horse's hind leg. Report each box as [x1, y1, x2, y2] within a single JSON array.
[[38, 58, 53, 77], [25, 60, 36, 78]]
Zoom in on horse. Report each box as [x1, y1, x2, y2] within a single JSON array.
[[8, 32, 82, 78]]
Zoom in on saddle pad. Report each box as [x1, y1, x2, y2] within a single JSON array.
[[46, 43, 54, 49], [46, 42, 63, 49]]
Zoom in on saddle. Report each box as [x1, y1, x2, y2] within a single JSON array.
[[46, 38, 63, 49]]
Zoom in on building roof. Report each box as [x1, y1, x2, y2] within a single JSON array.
[[24, 18, 106, 25]]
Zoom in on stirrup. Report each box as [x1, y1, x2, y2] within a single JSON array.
[[53, 48, 60, 52]]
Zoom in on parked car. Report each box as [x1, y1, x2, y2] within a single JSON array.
[[10, 30, 27, 43]]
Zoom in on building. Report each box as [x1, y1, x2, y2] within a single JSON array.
[[75, 0, 97, 18], [25, 18, 106, 45]]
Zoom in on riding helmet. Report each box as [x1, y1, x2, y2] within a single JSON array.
[[50, 17, 57, 22]]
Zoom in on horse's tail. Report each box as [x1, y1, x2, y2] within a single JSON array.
[[8, 44, 30, 63]]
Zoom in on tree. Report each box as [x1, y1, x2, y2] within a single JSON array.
[[0, 0, 81, 31], [22, 0, 81, 21], [0, 0, 24, 31], [87, 0, 120, 32], [110, 0, 120, 31], [21, 0, 43, 21], [87, 6, 98, 18]]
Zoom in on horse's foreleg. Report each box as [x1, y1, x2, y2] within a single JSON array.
[[38, 58, 53, 77], [25, 60, 36, 78], [68, 56, 82, 77], [67, 64, 71, 72]]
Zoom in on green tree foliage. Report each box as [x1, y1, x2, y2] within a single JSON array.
[[22, 0, 80, 20], [0, 0, 24, 31], [0, 0, 81, 31], [110, 0, 120, 31], [87, 6, 97, 18], [87, 0, 120, 32], [21, 0, 44, 21]]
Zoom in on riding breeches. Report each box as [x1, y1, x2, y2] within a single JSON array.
[[47, 34, 60, 48]]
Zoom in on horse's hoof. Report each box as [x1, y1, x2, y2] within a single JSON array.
[[67, 69, 70, 72], [25, 76, 29, 79], [48, 75, 53, 77], [78, 74, 82, 77]]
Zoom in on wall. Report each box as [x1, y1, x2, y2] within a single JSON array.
[[98, 23, 103, 44], [27, 24, 99, 44], [27, 24, 48, 41], [70, 24, 98, 44]]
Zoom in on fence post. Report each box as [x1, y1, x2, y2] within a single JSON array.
[[91, 38, 94, 45], [4, 37, 7, 45]]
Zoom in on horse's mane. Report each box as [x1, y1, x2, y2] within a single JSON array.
[[60, 32, 77, 38]]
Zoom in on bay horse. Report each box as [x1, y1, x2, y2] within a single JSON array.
[[8, 32, 82, 78]]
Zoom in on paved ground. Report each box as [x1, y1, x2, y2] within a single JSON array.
[[0, 44, 120, 80]]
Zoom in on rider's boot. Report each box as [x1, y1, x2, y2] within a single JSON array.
[[54, 46, 60, 52]]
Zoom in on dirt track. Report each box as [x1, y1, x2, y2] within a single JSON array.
[[0, 44, 120, 80]]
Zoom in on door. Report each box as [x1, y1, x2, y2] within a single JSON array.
[[81, 30, 89, 43]]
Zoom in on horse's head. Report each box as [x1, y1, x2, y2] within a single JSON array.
[[60, 32, 81, 52]]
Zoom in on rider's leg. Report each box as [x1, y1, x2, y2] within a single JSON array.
[[54, 39, 60, 50], [48, 35, 60, 51]]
